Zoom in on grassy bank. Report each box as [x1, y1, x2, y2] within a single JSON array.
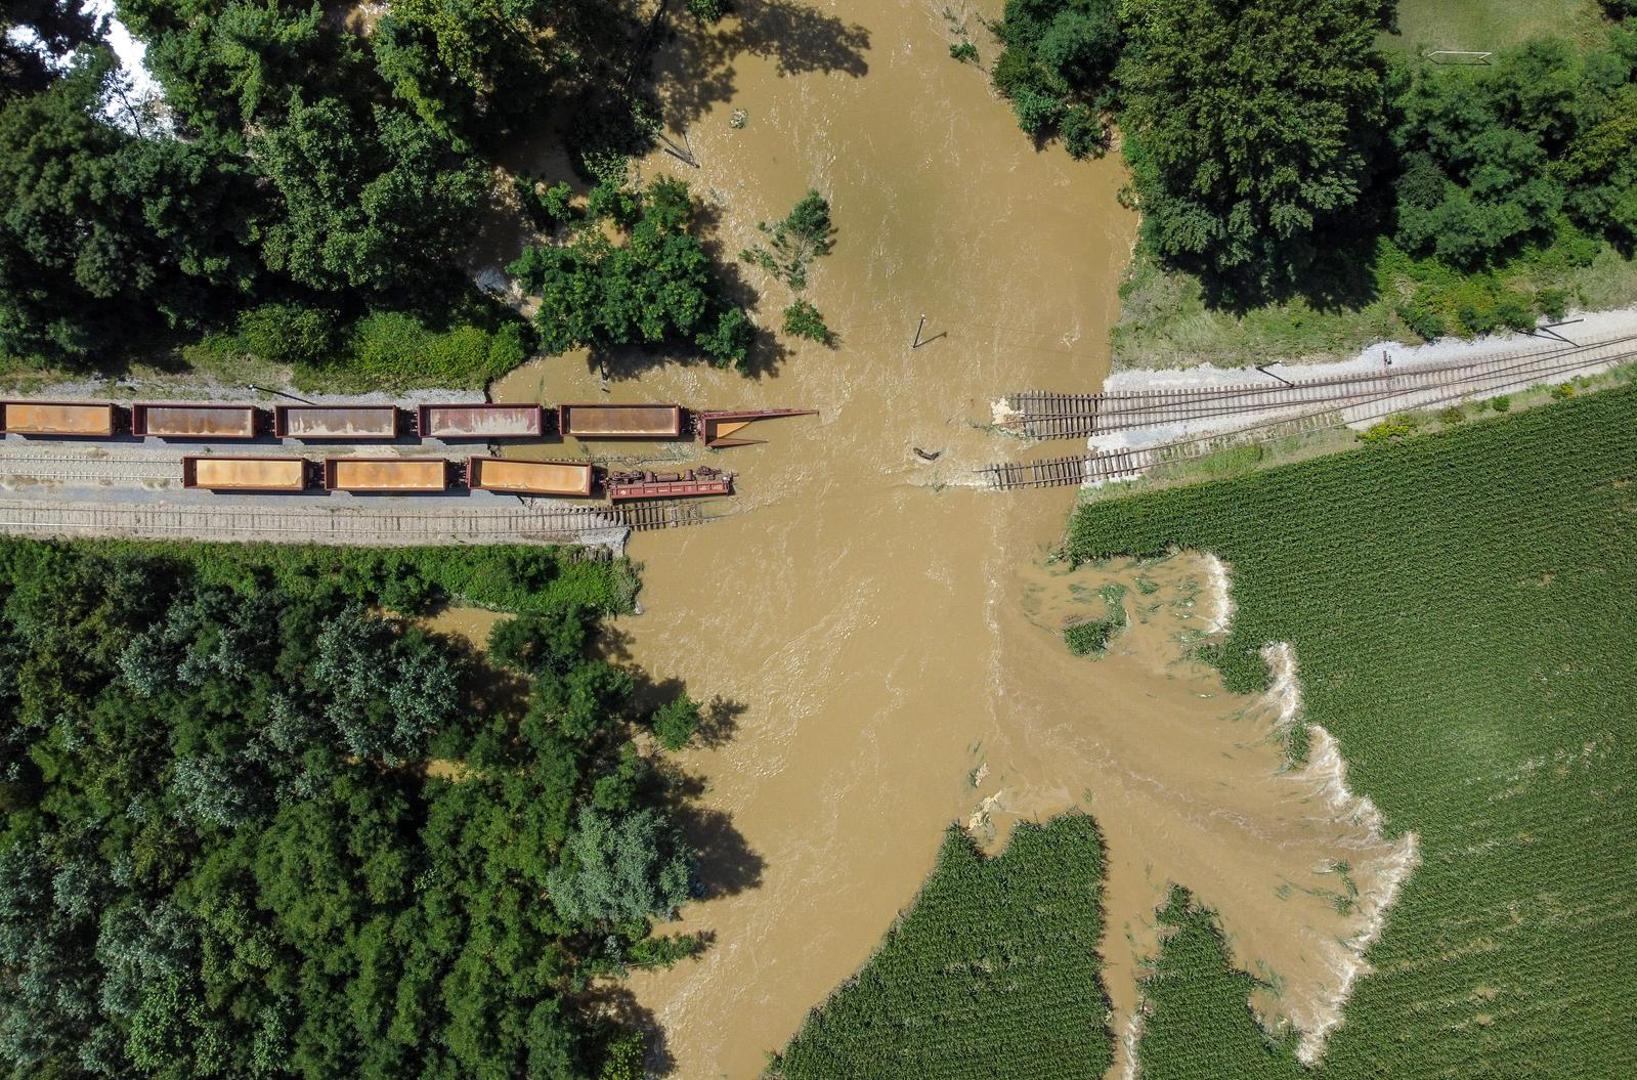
[[1112, 239, 1637, 370], [1385, 0, 1612, 54], [1069, 385, 1637, 1076], [771, 814, 1114, 1080]]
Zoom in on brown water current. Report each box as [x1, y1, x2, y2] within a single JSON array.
[[487, 2, 1407, 1075]]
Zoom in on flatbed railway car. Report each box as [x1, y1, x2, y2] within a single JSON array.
[[557, 402, 684, 439], [603, 467, 733, 501], [132, 402, 261, 439], [0, 400, 119, 437], [417, 403, 545, 440], [276, 405, 400, 440], [467, 457, 594, 497], [182, 455, 310, 492], [323, 457, 450, 493]]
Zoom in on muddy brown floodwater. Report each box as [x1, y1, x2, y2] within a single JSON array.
[[488, 2, 1407, 1076]]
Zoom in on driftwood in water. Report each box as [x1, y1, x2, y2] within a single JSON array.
[[913, 447, 941, 462]]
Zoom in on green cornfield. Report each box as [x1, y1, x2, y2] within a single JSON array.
[[1071, 386, 1637, 1078], [771, 814, 1113, 1079]]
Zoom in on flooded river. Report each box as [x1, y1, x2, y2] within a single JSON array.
[[489, 2, 1405, 1075]]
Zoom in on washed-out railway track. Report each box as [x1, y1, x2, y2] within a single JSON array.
[[1002, 335, 1637, 439], [983, 342, 1636, 490]]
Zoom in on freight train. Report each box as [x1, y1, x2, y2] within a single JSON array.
[[0, 399, 812, 446], [179, 455, 731, 501], [0, 396, 811, 503]]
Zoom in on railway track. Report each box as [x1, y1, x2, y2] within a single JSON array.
[[982, 346, 1633, 490], [0, 497, 634, 547], [979, 449, 1153, 490], [0, 445, 183, 485], [1002, 335, 1637, 439], [612, 500, 711, 531]]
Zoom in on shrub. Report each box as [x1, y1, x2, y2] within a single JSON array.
[[1536, 286, 1571, 321], [1397, 297, 1447, 341], [1061, 104, 1105, 159], [319, 311, 528, 390], [1492, 395, 1512, 412], [1011, 86, 1065, 139], [782, 299, 834, 345], [1064, 618, 1116, 655], [950, 40, 978, 64], [743, 190, 837, 291], [1361, 415, 1416, 443], [687, 0, 725, 22], [236, 302, 340, 366], [990, 46, 1038, 99], [695, 308, 756, 369], [651, 695, 701, 751]]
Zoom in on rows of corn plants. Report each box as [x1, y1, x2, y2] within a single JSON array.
[[1071, 386, 1637, 1077], [1134, 888, 1304, 1080], [770, 814, 1113, 1079]]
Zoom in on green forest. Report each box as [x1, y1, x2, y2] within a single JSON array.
[[0, 540, 722, 1079], [0, 0, 756, 385], [1069, 385, 1637, 1076], [990, 0, 1637, 360]]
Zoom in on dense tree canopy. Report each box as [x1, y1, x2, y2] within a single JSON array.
[[1118, 0, 1393, 288], [0, 541, 710, 1079], [991, 0, 1120, 157], [0, 0, 653, 370], [1390, 32, 1637, 267], [509, 176, 757, 370]]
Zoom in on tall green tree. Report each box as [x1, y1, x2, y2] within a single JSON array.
[[1119, 0, 1393, 288], [0, 52, 252, 358], [509, 176, 757, 370], [253, 94, 487, 295]]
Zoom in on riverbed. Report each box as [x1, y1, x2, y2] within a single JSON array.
[[490, 2, 1404, 1075]]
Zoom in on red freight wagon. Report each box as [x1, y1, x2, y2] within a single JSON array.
[[132, 402, 261, 439], [323, 457, 449, 492], [557, 403, 684, 439], [182, 455, 310, 492], [416, 403, 545, 440], [0, 400, 119, 437], [276, 405, 400, 440], [467, 457, 594, 497]]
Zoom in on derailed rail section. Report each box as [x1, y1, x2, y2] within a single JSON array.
[[980, 450, 1151, 490], [612, 500, 713, 531]]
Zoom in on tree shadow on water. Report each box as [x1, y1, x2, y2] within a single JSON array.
[[579, 984, 677, 1076], [655, 0, 872, 130], [696, 696, 746, 750], [679, 804, 766, 899]]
